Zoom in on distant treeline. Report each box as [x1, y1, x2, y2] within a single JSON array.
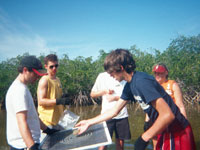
[[0, 34, 200, 107]]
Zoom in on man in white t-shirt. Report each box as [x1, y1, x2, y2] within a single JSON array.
[[6, 56, 58, 150], [91, 72, 131, 150]]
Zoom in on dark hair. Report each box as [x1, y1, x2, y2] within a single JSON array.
[[44, 54, 58, 65], [17, 55, 43, 73], [17, 66, 32, 73], [104, 49, 136, 74]]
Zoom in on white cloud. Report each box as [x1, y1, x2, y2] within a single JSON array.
[[0, 8, 50, 61], [0, 8, 103, 62]]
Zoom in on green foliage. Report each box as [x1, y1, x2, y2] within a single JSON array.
[[0, 53, 31, 106], [161, 35, 200, 91], [128, 35, 200, 92], [129, 45, 156, 74], [0, 34, 199, 105], [58, 56, 96, 95]]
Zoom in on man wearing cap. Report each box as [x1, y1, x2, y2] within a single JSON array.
[[5, 55, 57, 150], [37, 54, 70, 128]]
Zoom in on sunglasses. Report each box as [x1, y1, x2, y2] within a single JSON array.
[[49, 64, 59, 69]]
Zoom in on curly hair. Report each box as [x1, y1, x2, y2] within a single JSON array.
[[104, 49, 136, 74]]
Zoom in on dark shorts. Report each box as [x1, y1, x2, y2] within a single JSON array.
[[106, 117, 131, 140]]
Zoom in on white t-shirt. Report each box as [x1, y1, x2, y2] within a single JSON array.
[[91, 72, 128, 119], [6, 79, 40, 149]]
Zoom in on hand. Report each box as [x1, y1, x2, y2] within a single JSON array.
[[29, 143, 40, 150], [56, 96, 70, 105], [43, 127, 59, 135], [108, 89, 114, 94], [134, 136, 149, 150], [103, 89, 114, 95], [75, 120, 90, 135]]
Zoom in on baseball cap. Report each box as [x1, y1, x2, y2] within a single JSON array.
[[20, 56, 47, 76], [152, 65, 167, 73]]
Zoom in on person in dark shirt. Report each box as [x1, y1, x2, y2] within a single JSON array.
[[76, 49, 196, 150]]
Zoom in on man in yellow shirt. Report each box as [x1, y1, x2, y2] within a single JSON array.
[[37, 54, 70, 127]]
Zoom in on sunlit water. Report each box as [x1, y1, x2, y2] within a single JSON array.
[[0, 104, 200, 150]]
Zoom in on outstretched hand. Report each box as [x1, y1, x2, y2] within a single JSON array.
[[75, 120, 90, 135]]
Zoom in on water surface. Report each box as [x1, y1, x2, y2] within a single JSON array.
[[0, 104, 200, 149]]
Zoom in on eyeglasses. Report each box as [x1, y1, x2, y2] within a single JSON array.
[[49, 64, 59, 69]]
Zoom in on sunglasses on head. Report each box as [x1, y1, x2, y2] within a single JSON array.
[[49, 64, 59, 69]]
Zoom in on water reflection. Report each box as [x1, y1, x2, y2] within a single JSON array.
[[0, 104, 200, 150]]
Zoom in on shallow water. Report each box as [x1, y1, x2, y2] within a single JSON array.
[[0, 104, 200, 149]]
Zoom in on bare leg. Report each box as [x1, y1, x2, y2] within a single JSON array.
[[115, 139, 124, 150], [152, 138, 157, 150], [98, 146, 107, 150]]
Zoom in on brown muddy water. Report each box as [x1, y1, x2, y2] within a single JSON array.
[[0, 104, 200, 150]]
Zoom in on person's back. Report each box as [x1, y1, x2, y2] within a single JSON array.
[[123, 70, 195, 150], [125, 71, 188, 127]]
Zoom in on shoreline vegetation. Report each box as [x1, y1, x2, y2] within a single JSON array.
[[0, 34, 200, 108]]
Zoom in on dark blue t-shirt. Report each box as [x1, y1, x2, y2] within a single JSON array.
[[121, 71, 188, 129]]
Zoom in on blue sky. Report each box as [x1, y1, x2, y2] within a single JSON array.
[[0, 0, 200, 61]]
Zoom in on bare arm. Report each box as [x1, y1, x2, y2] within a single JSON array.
[[90, 90, 108, 98], [75, 99, 128, 134], [173, 82, 187, 118], [145, 113, 150, 122], [16, 111, 35, 148], [106, 94, 120, 102], [88, 98, 127, 124], [39, 118, 48, 131], [90, 89, 115, 98], [91, 90, 119, 102], [37, 77, 56, 106], [142, 98, 175, 141]]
